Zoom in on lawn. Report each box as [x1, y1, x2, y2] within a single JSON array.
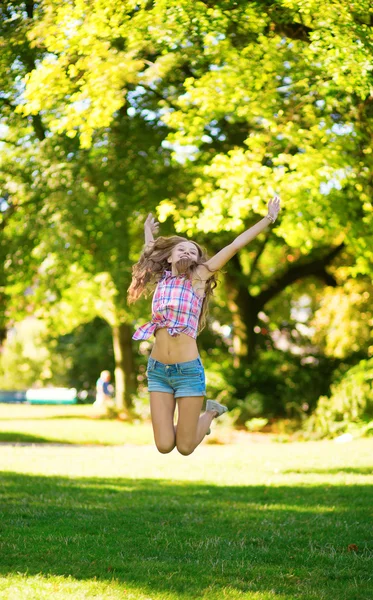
[[0, 403, 154, 445], [0, 403, 243, 446], [0, 431, 372, 599]]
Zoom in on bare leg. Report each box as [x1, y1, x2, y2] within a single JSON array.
[[197, 410, 218, 442], [176, 396, 217, 455], [149, 391, 177, 454]]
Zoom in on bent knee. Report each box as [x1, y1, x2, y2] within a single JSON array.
[[155, 440, 175, 454], [176, 443, 195, 456]]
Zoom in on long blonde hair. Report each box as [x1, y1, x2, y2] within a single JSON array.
[[127, 236, 218, 334]]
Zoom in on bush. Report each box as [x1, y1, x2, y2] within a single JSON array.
[[203, 349, 338, 425], [56, 317, 115, 391], [0, 319, 69, 390], [245, 418, 269, 432], [306, 358, 373, 437]]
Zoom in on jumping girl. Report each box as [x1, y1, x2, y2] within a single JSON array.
[[127, 196, 280, 456]]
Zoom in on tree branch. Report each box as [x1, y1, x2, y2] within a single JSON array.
[[255, 242, 345, 309], [0, 205, 16, 233], [6, 1, 47, 141], [133, 82, 181, 112], [0, 195, 50, 233], [246, 234, 270, 285], [30, 114, 46, 141], [0, 97, 16, 110], [0, 138, 20, 147], [268, 23, 312, 42], [199, 0, 313, 42]]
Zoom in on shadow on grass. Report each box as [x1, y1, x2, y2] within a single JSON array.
[[0, 414, 98, 422], [0, 471, 372, 599], [0, 432, 74, 444], [284, 467, 373, 476]]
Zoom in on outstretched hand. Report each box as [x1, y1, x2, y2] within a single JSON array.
[[267, 195, 281, 221], [144, 213, 160, 236]]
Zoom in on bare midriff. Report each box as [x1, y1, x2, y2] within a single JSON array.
[[148, 274, 207, 364], [150, 327, 199, 364]]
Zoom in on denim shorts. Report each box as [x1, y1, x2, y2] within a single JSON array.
[[146, 356, 206, 398]]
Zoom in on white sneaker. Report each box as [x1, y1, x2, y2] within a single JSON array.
[[206, 400, 229, 418]]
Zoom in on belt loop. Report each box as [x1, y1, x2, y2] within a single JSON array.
[[148, 357, 156, 371]]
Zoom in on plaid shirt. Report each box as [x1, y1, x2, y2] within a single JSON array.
[[132, 269, 205, 340]]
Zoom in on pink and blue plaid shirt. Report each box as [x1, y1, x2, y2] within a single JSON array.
[[132, 269, 205, 340]]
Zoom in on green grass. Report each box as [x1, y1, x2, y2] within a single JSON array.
[[0, 438, 372, 599], [0, 404, 154, 445], [0, 404, 242, 446]]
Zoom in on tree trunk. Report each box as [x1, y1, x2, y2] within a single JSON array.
[[112, 323, 136, 413], [225, 256, 260, 366], [226, 279, 259, 366], [226, 284, 248, 367], [224, 244, 344, 366]]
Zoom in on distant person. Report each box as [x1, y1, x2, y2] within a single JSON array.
[[127, 197, 281, 455], [94, 370, 114, 408]]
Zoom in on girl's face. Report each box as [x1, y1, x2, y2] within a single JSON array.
[[168, 242, 199, 265]]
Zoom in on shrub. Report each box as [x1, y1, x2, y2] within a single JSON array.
[[306, 358, 373, 437], [245, 418, 269, 432], [203, 349, 338, 425]]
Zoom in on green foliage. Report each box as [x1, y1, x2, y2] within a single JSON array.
[[1, 0, 373, 413], [0, 315, 116, 395], [9, 0, 373, 282], [0, 319, 68, 390], [307, 358, 373, 437], [311, 280, 373, 358], [245, 417, 269, 432], [56, 317, 115, 392], [203, 347, 337, 423]]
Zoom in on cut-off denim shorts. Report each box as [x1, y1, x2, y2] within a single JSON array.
[[146, 356, 206, 398]]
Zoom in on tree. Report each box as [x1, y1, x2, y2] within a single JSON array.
[[0, 318, 68, 390], [1, 1, 186, 411], [2, 0, 372, 414]]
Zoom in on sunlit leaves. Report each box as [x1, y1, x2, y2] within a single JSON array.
[[311, 280, 373, 358], [2, 0, 373, 358]]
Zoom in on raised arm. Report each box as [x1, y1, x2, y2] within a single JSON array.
[[144, 213, 160, 246], [200, 196, 280, 275]]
